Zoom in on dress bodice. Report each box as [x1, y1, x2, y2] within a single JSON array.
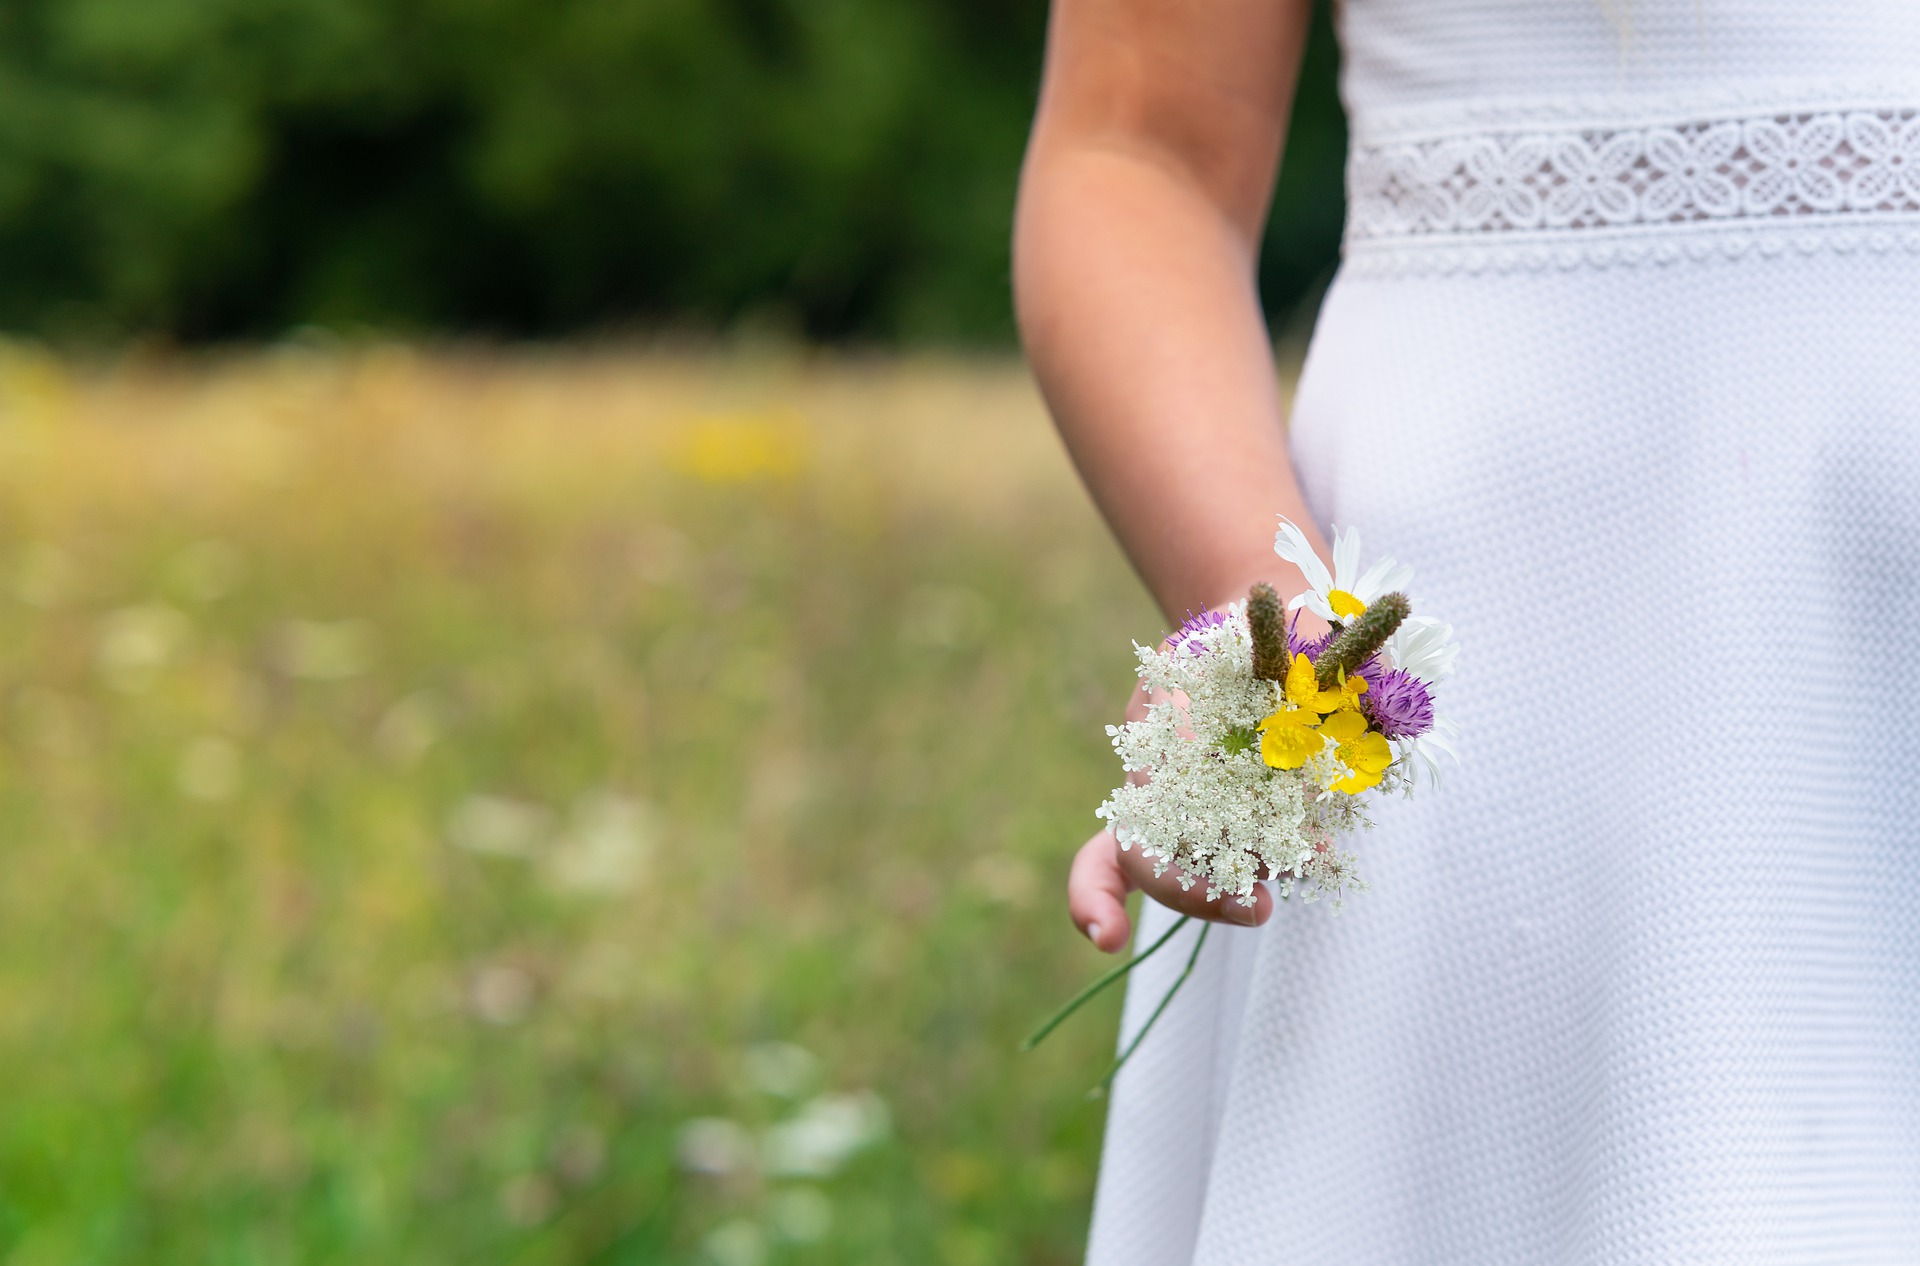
[[1088, 8, 1920, 1265], [1339, 0, 1920, 131], [1336, 1, 1920, 276]]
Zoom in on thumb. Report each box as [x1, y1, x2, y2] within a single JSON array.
[[1068, 829, 1134, 953]]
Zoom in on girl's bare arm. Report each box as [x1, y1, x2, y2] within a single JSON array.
[[1014, 0, 1330, 949]]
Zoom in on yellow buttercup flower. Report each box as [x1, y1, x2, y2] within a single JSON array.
[[1318, 709, 1393, 793], [1259, 706, 1320, 768], [1257, 706, 1324, 770], [1284, 652, 1367, 714], [1326, 669, 1368, 713], [1283, 653, 1321, 710]]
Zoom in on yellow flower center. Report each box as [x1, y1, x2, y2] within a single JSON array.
[[1327, 588, 1368, 620]]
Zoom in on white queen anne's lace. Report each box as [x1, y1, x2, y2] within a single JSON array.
[[1095, 609, 1374, 910], [1347, 106, 1920, 269]]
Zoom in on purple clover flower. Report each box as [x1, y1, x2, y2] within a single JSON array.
[[1172, 607, 1229, 655], [1360, 667, 1434, 739], [1286, 610, 1330, 662]]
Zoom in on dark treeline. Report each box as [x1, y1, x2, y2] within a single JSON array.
[[0, 0, 1344, 343]]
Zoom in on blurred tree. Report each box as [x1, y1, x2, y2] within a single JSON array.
[[0, 0, 1344, 342]]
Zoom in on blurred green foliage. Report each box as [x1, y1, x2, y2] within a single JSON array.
[[0, 0, 1344, 342], [0, 348, 1161, 1263]]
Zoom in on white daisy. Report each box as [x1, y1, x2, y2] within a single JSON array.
[[1393, 718, 1460, 790], [1273, 517, 1414, 623], [1381, 616, 1460, 786], [1384, 615, 1460, 683]]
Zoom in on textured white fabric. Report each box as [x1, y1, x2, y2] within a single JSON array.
[[1350, 108, 1920, 253], [1084, 3, 1920, 1263]]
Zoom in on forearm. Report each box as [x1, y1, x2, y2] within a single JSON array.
[[1025, 0, 1324, 947], [1015, 145, 1326, 620]]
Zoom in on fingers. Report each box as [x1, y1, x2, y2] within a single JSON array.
[[1116, 839, 1274, 929], [1067, 830, 1135, 953], [1078, 667, 1276, 953]]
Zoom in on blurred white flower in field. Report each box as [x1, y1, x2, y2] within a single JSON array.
[[469, 964, 534, 1025], [546, 793, 654, 893], [553, 1125, 606, 1187], [178, 737, 241, 802], [702, 1219, 767, 1266], [498, 1173, 557, 1226], [446, 794, 553, 858], [374, 691, 439, 764], [272, 619, 374, 680], [767, 1187, 832, 1243], [14, 543, 75, 608], [761, 1092, 889, 1178], [96, 605, 190, 692], [677, 1118, 757, 1177], [170, 540, 243, 601], [742, 1042, 821, 1100]]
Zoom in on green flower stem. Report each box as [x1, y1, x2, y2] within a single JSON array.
[[1021, 915, 1190, 1052], [1091, 919, 1211, 1096]]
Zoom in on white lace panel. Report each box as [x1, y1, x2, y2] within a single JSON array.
[[1345, 107, 1920, 273]]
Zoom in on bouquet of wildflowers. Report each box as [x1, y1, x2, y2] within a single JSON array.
[[1027, 518, 1459, 1086]]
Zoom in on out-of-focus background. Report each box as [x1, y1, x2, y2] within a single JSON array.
[[0, 4, 1345, 1263]]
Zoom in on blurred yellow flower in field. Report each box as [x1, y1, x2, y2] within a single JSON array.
[[0, 341, 74, 424], [670, 411, 811, 484]]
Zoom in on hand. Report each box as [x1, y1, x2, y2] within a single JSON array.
[[1069, 825, 1275, 952], [1067, 609, 1329, 953], [1070, 664, 1277, 953]]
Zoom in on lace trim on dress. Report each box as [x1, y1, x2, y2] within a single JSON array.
[[1345, 107, 1920, 273]]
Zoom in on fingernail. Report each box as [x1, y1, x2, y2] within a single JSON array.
[[1087, 922, 1103, 944], [1230, 902, 1258, 926]]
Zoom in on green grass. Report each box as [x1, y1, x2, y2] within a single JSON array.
[[0, 345, 1162, 1265]]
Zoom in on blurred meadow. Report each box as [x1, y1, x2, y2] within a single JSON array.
[[0, 343, 1183, 1264], [0, 0, 1347, 1258]]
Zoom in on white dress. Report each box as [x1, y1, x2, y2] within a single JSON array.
[[1085, 3, 1920, 1262]]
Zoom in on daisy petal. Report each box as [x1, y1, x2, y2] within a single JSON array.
[[1294, 592, 1335, 621], [1330, 526, 1361, 592], [1273, 517, 1333, 595], [1387, 616, 1459, 682], [1352, 555, 1415, 603]]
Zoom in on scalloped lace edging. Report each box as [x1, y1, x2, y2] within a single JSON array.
[[1345, 107, 1920, 273]]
